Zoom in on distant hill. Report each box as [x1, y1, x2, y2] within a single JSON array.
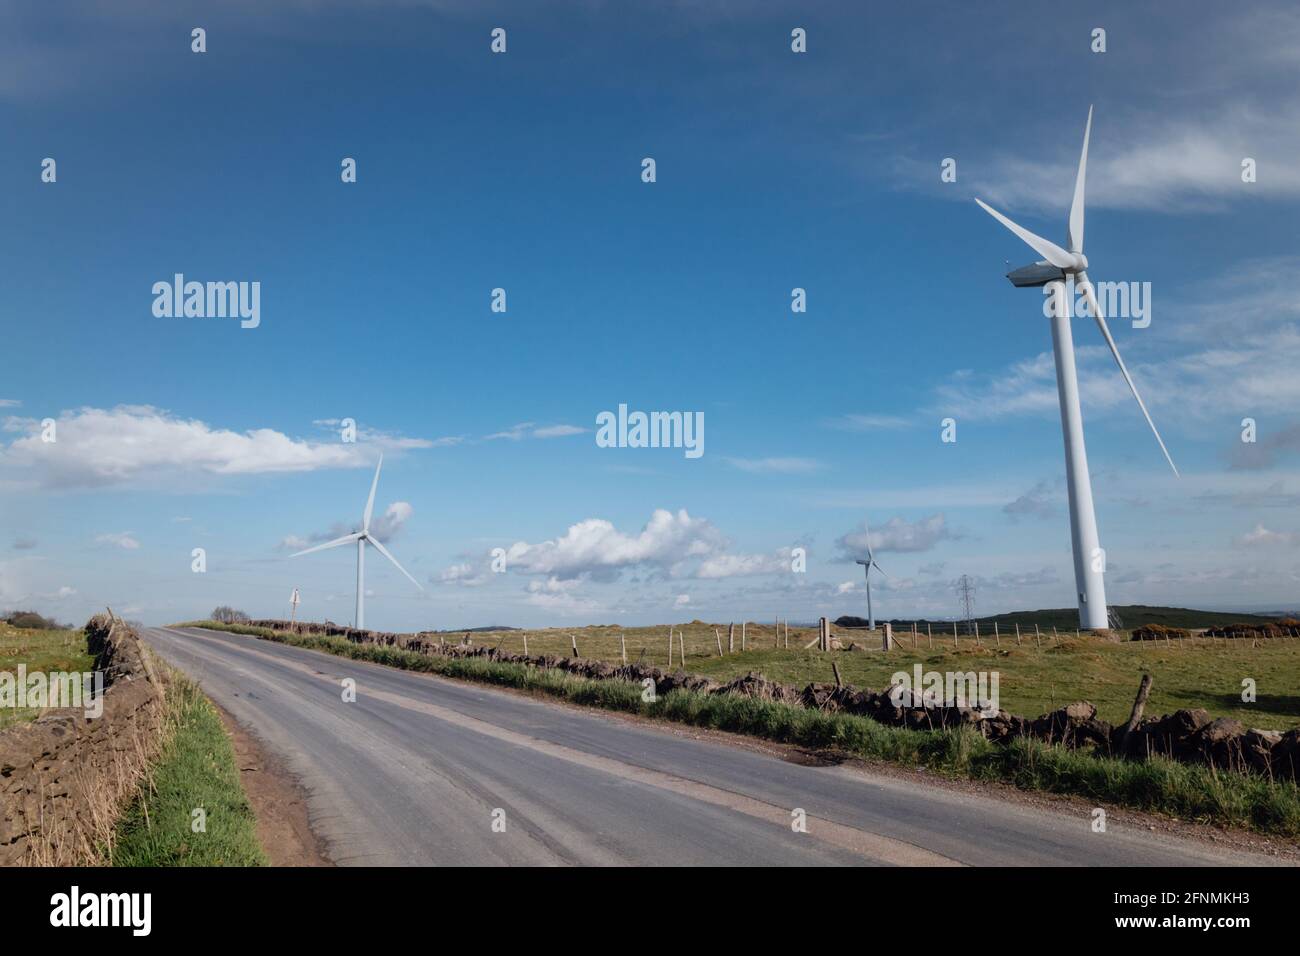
[[836, 605, 1282, 632]]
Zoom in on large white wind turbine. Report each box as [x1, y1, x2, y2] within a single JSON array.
[[854, 520, 886, 630], [290, 454, 424, 630], [975, 106, 1177, 630]]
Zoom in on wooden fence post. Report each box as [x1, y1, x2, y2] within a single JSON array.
[[741, 621, 747, 651], [620, 632, 627, 664], [667, 629, 674, 668], [1119, 673, 1154, 755], [1015, 623, 1021, 646], [679, 629, 686, 665], [728, 622, 735, 654], [927, 622, 933, 650], [715, 628, 724, 657]]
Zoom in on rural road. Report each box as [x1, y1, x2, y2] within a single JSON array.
[[145, 626, 1282, 866]]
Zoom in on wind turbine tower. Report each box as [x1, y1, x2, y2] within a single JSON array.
[[855, 520, 886, 630], [975, 107, 1178, 630], [290, 454, 424, 630]]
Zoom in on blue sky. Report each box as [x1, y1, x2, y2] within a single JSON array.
[[2, 0, 1299, 630]]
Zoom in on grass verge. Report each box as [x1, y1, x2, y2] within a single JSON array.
[[110, 673, 266, 866], [176, 620, 1300, 839]]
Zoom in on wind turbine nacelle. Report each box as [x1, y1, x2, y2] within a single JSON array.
[[1006, 261, 1066, 288]]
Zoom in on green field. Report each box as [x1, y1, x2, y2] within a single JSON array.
[[411, 621, 1300, 729], [870, 604, 1287, 632], [0, 621, 95, 729]]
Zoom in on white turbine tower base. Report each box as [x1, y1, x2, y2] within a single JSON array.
[[1049, 290, 1108, 629], [976, 106, 1178, 631], [290, 454, 424, 631]]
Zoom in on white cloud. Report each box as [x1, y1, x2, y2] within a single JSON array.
[[311, 419, 440, 450], [485, 422, 585, 442], [504, 508, 725, 580], [525, 576, 602, 614], [722, 456, 823, 474], [824, 413, 911, 431], [1235, 524, 1297, 548], [438, 562, 490, 587], [2, 405, 372, 490], [1003, 479, 1062, 521], [695, 550, 789, 579], [95, 532, 140, 550], [532, 424, 586, 439], [674, 593, 691, 608], [369, 501, 413, 542], [837, 514, 956, 559], [934, 348, 1122, 422], [282, 501, 413, 551], [965, 107, 1300, 214], [933, 318, 1300, 437], [442, 515, 792, 587]]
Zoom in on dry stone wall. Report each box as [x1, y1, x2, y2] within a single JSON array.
[[0, 615, 167, 865]]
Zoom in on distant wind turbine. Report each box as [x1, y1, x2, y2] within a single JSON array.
[[854, 520, 886, 629], [975, 106, 1178, 630], [290, 454, 424, 630]]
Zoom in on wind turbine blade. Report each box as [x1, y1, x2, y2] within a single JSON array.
[[1068, 106, 1092, 253], [367, 536, 425, 592], [1079, 275, 1180, 477], [871, 560, 887, 577], [975, 198, 1075, 270], [290, 532, 362, 557], [362, 454, 383, 532]]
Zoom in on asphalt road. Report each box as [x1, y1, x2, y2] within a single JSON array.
[[144, 626, 1282, 867]]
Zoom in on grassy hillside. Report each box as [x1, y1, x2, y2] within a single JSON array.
[[984, 605, 1281, 631], [849, 605, 1284, 632]]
